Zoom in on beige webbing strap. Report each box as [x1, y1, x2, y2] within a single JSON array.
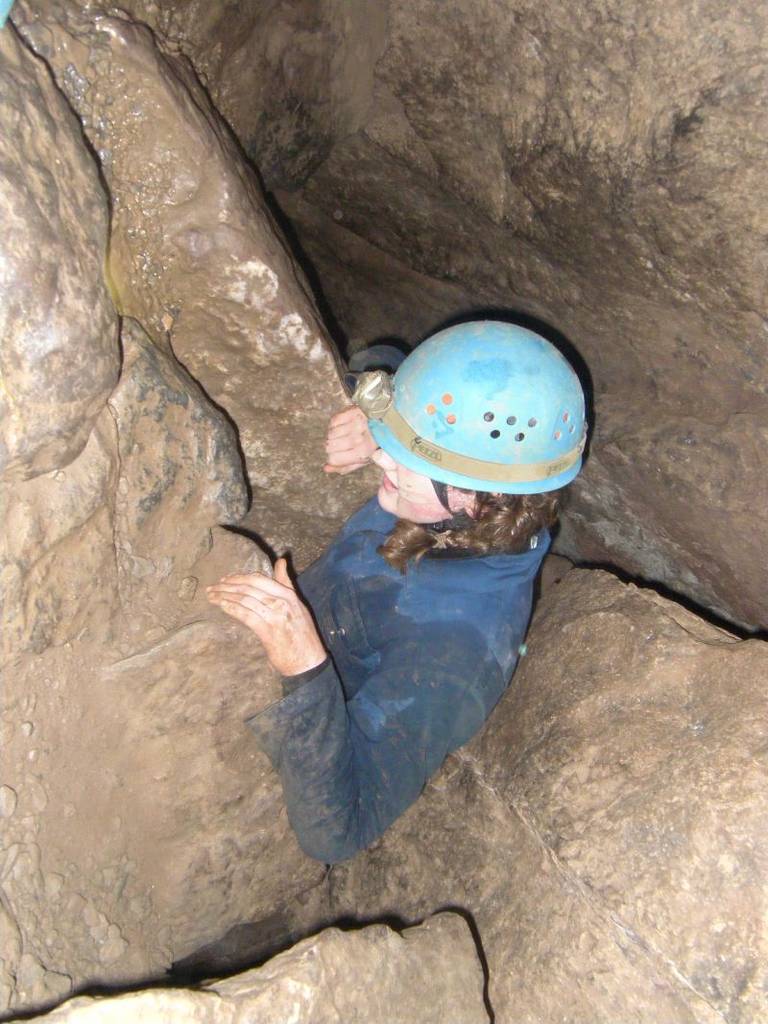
[[379, 405, 584, 484]]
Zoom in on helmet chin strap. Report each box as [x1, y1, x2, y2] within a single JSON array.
[[428, 479, 474, 533]]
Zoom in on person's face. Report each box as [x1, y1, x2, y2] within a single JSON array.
[[372, 449, 475, 523]]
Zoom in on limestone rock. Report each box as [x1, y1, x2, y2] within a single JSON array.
[[1, 414, 117, 662], [103, 0, 389, 191], [15, 1, 377, 562], [107, 318, 247, 634], [1, 291, 324, 1012], [1, 526, 325, 1017], [148, 0, 768, 627], [0, 23, 119, 482], [328, 570, 768, 1023], [23, 914, 488, 1024]]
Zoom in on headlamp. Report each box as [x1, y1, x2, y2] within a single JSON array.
[[351, 370, 394, 420]]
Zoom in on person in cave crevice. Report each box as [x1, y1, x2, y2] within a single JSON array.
[[207, 320, 587, 863]]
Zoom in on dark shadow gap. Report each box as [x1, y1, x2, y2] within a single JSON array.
[[169, 904, 495, 1022], [264, 189, 351, 361], [566, 558, 766, 640]]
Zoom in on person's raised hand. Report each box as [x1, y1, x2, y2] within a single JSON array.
[[206, 558, 327, 677], [323, 406, 378, 475]]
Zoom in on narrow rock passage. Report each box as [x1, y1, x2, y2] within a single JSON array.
[[2, 3, 767, 1022]]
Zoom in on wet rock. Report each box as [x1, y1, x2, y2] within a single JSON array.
[[156, 0, 768, 627], [1, 315, 248, 662], [15, 1, 377, 560], [107, 318, 247, 631], [0, 23, 119, 482], [23, 914, 488, 1024], [2, 16, 377, 1015], [106, 0, 389, 192], [1, 527, 326, 1016], [1, 413, 118, 661], [328, 570, 768, 1023], [557, 408, 768, 628]]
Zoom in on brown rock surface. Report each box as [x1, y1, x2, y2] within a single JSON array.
[[20, 914, 488, 1024], [107, 318, 246, 632], [15, 0, 376, 561], [326, 570, 768, 1022], [2, 12, 376, 1014], [5, 4, 768, 1021], [137, 0, 768, 627], [0, 22, 119, 481], [2, 317, 324, 1014]]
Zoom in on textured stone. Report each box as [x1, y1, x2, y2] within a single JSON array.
[[1, 295, 325, 1011], [105, 0, 388, 191], [1, 527, 325, 1016], [15, 0, 377, 561], [1, 412, 118, 662], [22, 914, 488, 1024], [107, 318, 247, 633], [149, 0, 768, 627], [7, 5, 768, 1022], [0, 23, 119, 482], [2, 13, 378, 1017], [327, 570, 768, 1023]]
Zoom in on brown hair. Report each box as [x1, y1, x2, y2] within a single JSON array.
[[379, 489, 562, 572]]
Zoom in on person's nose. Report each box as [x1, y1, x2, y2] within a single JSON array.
[[371, 449, 397, 472]]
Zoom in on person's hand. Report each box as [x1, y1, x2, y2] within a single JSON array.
[[206, 559, 327, 676], [323, 406, 378, 475]]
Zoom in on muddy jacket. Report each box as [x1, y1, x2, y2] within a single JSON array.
[[247, 497, 549, 863]]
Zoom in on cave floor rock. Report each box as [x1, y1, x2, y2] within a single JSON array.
[[15, 914, 489, 1024], [327, 569, 768, 1023]]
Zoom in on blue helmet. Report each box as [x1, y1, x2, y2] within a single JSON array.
[[353, 321, 587, 494]]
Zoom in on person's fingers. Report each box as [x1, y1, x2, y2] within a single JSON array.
[[325, 432, 371, 458], [324, 448, 371, 469], [208, 576, 293, 601], [329, 406, 364, 428], [210, 573, 290, 598], [215, 598, 261, 628], [323, 460, 369, 475], [273, 557, 293, 589], [325, 432, 369, 454], [325, 412, 368, 443], [208, 589, 272, 613], [326, 427, 376, 452], [326, 412, 367, 435]]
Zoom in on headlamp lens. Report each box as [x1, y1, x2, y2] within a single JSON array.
[[352, 370, 394, 420]]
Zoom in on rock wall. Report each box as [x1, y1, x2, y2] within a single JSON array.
[[135, 0, 768, 629], [1, 8, 373, 1018], [327, 569, 768, 1022], [14, 0, 378, 561], [22, 914, 489, 1024], [4, 4, 768, 1021]]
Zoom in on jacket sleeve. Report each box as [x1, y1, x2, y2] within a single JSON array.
[[246, 621, 509, 864]]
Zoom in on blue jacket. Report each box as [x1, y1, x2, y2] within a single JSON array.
[[247, 497, 549, 863]]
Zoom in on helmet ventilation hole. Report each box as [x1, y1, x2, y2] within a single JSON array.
[[483, 411, 494, 422], [446, 414, 456, 425], [568, 423, 575, 433], [490, 429, 501, 439], [506, 415, 517, 425], [554, 430, 562, 441], [563, 411, 569, 422], [515, 432, 525, 442], [528, 417, 537, 428]]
